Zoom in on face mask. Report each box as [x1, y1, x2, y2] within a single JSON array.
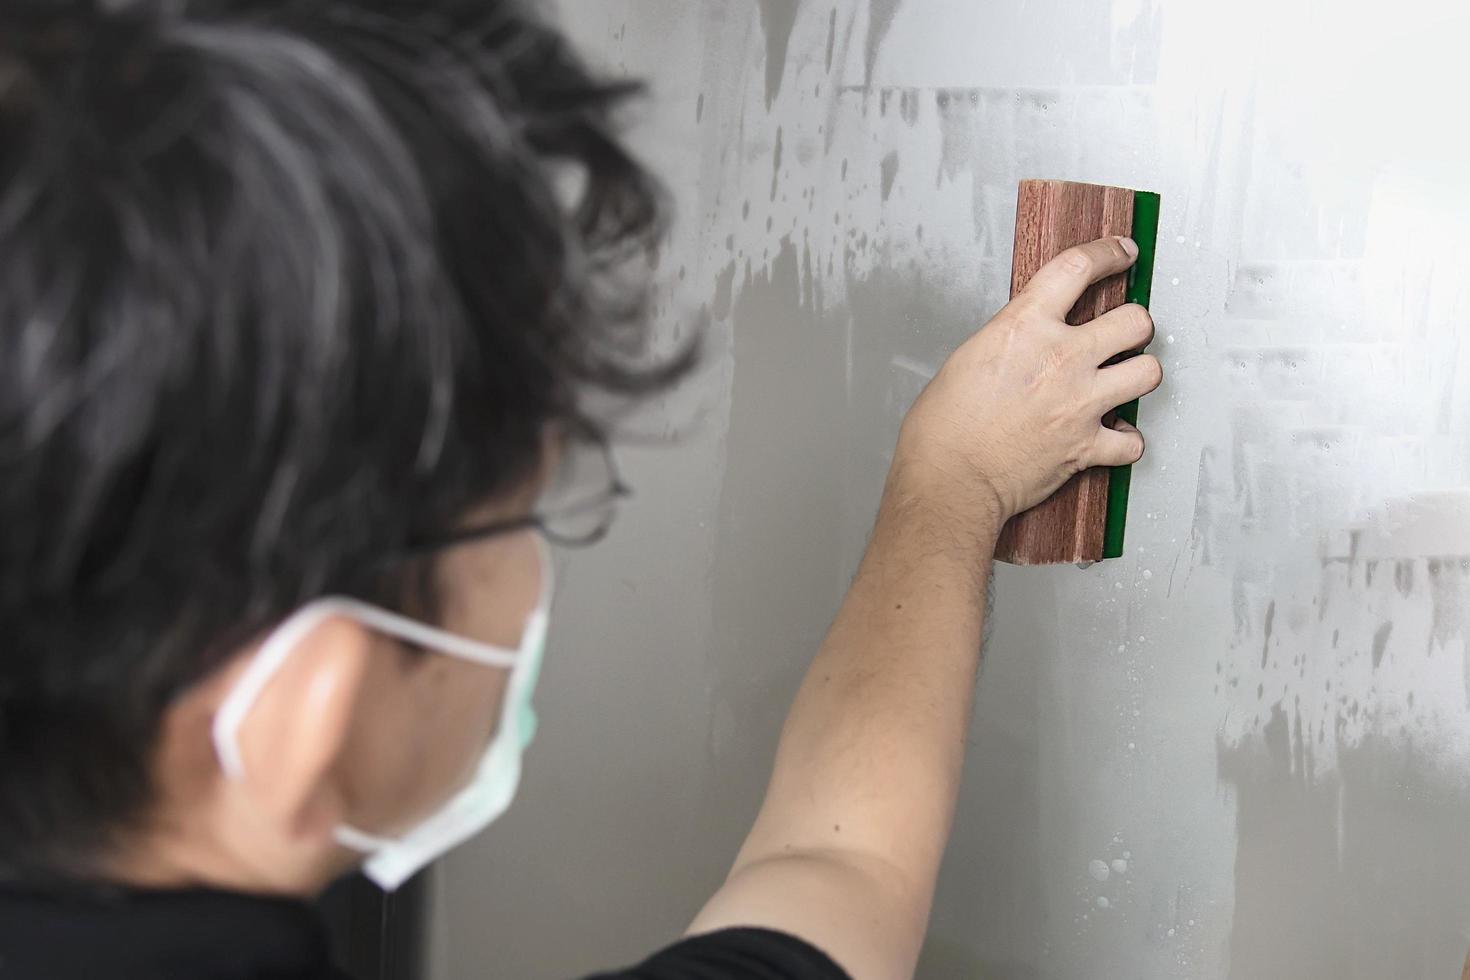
[[212, 538, 554, 891]]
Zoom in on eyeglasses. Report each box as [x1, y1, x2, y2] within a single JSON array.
[[406, 437, 631, 554]]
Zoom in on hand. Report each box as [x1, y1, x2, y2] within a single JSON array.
[[890, 236, 1162, 531]]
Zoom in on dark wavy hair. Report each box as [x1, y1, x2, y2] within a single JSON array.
[[0, 0, 691, 880]]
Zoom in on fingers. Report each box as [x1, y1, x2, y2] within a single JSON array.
[[1092, 416, 1146, 467], [1019, 236, 1138, 319], [1094, 353, 1163, 411], [1088, 303, 1154, 363]]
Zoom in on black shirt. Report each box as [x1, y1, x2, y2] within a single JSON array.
[[0, 885, 851, 980]]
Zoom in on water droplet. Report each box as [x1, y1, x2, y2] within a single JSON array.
[[1166, 334, 1176, 344], [1167, 927, 1176, 937], [1142, 569, 1153, 580], [1111, 858, 1128, 874], [1170, 277, 1180, 286], [1088, 859, 1110, 881], [1175, 235, 1186, 244], [1096, 896, 1110, 909], [1123, 850, 1131, 859]]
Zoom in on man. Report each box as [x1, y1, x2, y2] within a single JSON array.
[[0, 1, 1161, 978]]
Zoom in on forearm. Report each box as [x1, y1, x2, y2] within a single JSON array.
[[688, 237, 1156, 978], [731, 463, 999, 912]]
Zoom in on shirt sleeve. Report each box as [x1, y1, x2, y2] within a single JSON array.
[[581, 927, 852, 980]]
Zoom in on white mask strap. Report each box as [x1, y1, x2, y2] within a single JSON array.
[[211, 597, 521, 782]]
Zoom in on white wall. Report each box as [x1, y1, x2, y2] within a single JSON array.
[[431, 2, 1470, 977]]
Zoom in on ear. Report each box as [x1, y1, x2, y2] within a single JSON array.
[[229, 615, 374, 842]]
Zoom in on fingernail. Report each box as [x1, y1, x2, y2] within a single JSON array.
[[1119, 237, 1139, 257]]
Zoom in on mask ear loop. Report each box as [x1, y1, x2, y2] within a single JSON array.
[[211, 536, 553, 781], [211, 599, 522, 783]]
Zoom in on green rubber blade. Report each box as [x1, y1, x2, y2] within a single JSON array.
[[1102, 189, 1160, 560]]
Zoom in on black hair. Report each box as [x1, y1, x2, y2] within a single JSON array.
[[0, 0, 692, 880]]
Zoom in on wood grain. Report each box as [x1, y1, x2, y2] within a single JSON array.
[[994, 179, 1135, 566]]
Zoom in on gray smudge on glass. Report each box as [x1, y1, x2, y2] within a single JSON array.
[[879, 150, 899, 202], [824, 7, 837, 74], [864, 0, 903, 87], [769, 126, 784, 202], [1371, 622, 1394, 669], [756, 0, 800, 109]]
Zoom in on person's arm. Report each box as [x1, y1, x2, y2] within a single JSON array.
[[687, 236, 1162, 979]]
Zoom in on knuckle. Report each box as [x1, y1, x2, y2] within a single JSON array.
[[1055, 247, 1093, 278]]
